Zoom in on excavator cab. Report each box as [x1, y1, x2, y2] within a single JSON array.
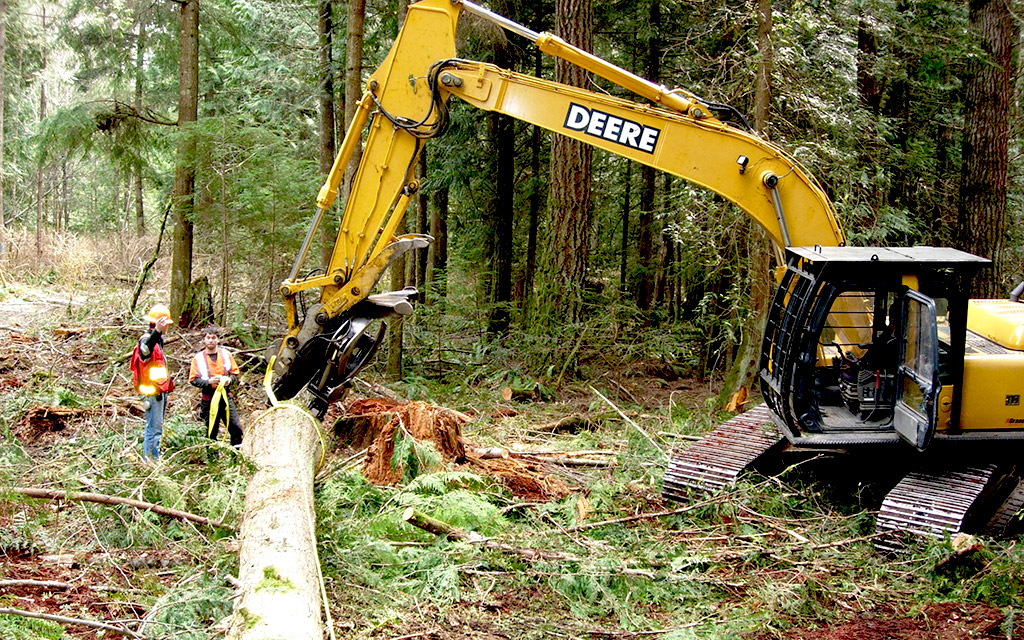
[[760, 246, 991, 450]]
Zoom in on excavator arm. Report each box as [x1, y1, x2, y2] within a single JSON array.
[[269, 0, 846, 416]]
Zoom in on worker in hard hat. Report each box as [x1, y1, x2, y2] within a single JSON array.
[[132, 303, 175, 461]]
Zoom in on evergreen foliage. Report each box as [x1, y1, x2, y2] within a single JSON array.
[[0, 2, 1022, 632]]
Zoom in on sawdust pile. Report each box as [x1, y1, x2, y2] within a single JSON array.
[[338, 398, 571, 500]]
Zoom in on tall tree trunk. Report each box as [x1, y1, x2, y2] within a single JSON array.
[[634, 0, 660, 313], [220, 155, 230, 322], [539, 0, 593, 325], [485, 109, 514, 337], [522, 48, 543, 324], [619, 162, 631, 295], [0, 0, 6, 239], [486, 12, 515, 338], [724, 0, 774, 406], [416, 148, 429, 288], [856, 11, 882, 115], [62, 158, 68, 230], [317, 0, 336, 266], [342, 0, 366, 199], [170, 0, 199, 320], [636, 167, 655, 311], [134, 16, 146, 237], [956, 0, 1013, 298], [387, 217, 405, 381], [35, 7, 46, 257], [426, 184, 448, 303], [385, 0, 411, 381], [881, 4, 911, 223]]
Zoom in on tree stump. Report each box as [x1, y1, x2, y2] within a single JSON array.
[[178, 275, 214, 329], [225, 403, 326, 640]]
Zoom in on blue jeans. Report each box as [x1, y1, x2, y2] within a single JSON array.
[[143, 393, 167, 460]]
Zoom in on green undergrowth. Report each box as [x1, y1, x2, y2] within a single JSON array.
[[0, 323, 1021, 639]]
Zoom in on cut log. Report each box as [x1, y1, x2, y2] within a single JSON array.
[[225, 403, 326, 640]]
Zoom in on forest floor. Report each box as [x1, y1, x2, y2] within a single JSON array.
[[1, 284, 1022, 640]]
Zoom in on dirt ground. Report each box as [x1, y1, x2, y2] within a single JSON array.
[[772, 602, 1017, 640]]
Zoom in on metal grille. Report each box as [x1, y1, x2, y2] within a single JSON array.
[[759, 263, 817, 432]]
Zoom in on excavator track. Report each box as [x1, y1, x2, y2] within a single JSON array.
[[983, 476, 1024, 537], [662, 405, 784, 502], [874, 464, 999, 553]]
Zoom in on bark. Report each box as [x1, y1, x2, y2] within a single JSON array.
[[539, 0, 593, 324], [318, 0, 336, 266], [956, 0, 1013, 297], [754, 0, 773, 131], [170, 0, 199, 320], [636, 166, 655, 311], [178, 275, 214, 329], [226, 404, 325, 640], [220, 159, 230, 320]]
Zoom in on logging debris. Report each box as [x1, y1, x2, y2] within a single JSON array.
[[335, 397, 600, 501]]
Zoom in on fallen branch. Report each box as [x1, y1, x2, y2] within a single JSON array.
[[590, 386, 665, 458], [736, 504, 810, 543], [557, 492, 732, 534], [533, 414, 599, 433], [8, 487, 234, 531], [401, 507, 581, 562], [0, 607, 140, 638], [469, 447, 616, 468], [0, 579, 73, 590]]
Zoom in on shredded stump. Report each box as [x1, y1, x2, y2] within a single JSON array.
[[337, 398, 571, 500]]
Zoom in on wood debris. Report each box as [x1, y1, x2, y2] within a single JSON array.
[[336, 397, 575, 500]]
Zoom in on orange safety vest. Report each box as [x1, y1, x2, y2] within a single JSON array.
[[133, 343, 173, 396], [189, 347, 238, 384]]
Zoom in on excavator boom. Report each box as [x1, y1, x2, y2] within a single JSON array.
[[271, 0, 845, 410]]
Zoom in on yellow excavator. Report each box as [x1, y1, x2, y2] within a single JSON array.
[[268, 0, 1024, 548]]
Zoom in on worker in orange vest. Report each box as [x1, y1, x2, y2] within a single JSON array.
[[134, 304, 174, 461], [188, 327, 243, 448]]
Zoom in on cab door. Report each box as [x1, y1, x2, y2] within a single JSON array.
[[893, 291, 940, 451]]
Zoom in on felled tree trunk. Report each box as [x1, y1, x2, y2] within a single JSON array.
[[225, 404, 326, 640]]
